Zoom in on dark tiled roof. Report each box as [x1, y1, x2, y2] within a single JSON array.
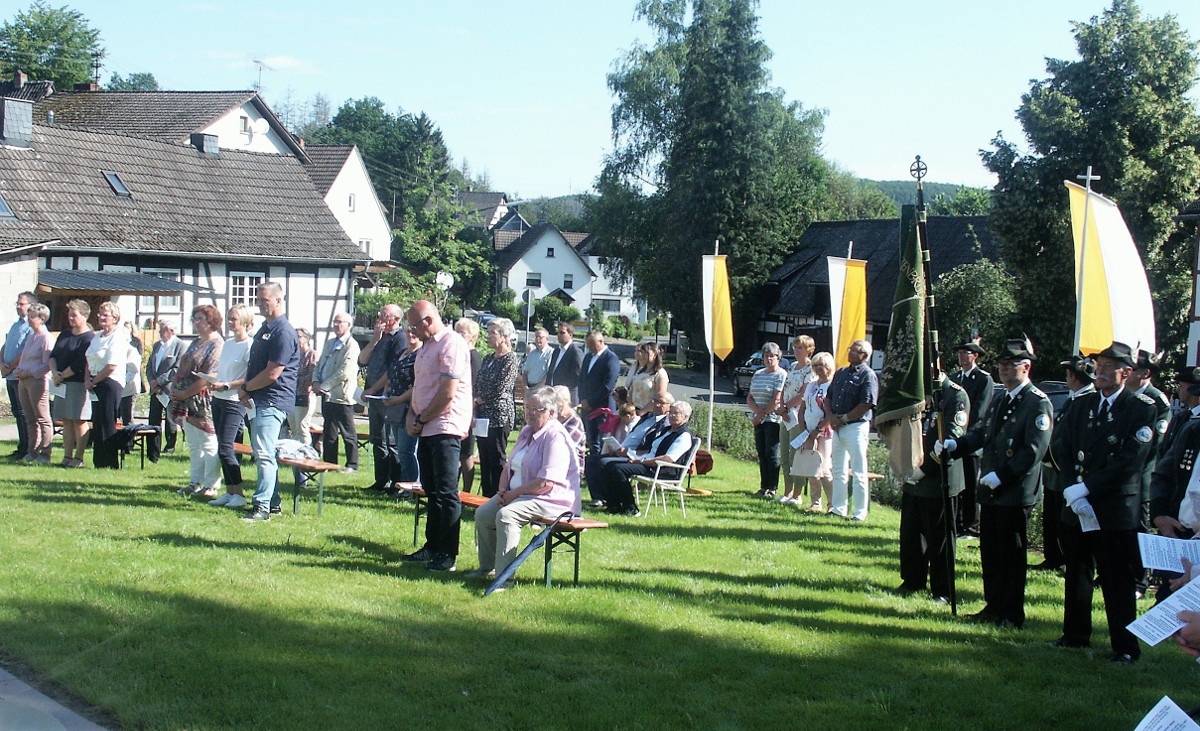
[[767, 215, 997, 323], [494, 223, 595, 276], [457, 190, 507, 228], [563, 232, 589, 249], [303, 144, 354, 196], [0, 79, 54, 101], [1179, 199, 1200, 221], [0, 124, 365, 262], [493, 229, 524, 251], [36, 90, 255, 140]]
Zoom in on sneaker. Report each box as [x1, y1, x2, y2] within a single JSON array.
[[33, 455, 51, 464], [463, 568, 495, 580], [402, 546, 435, 563], [210, 493, 233, 506], [224, 494, 247, 509], [340, 466, 357, 474], [269, 506, 282, 515], [242, 506, 271, 522], [428, 553, 457, 572], [489, 580, 513, 593]]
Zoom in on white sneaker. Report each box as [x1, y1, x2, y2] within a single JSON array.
[[224, 494, 247, 509], [210, 493, 233, 506], [776, 494, 791, 503], [33, 455, 51, 464]]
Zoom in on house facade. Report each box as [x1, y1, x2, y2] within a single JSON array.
[[304, 144, 393, 263], [0, 96, 366, 347]]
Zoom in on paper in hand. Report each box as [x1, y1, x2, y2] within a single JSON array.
[[790, 429, 811, 450], [1138, 533, 1200, 573]]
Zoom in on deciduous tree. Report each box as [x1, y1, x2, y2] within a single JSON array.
[[0, 1, 103, 89]]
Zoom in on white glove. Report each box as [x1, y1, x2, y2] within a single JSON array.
[[1063, 483, 1090, 504], [980, 471, 1001, 490], [909, 466, 925, 483], [935, 438, 957, 457]]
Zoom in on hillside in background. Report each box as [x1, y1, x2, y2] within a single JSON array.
[[865, 180, 986, 208]]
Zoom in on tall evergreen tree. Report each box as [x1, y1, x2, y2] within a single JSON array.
[[982, 0, 1200, 369]]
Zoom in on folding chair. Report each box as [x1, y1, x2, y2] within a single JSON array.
[[632, 440, 703, 517]]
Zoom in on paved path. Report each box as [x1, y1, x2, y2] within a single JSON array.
[[0, 666, 106, 730]]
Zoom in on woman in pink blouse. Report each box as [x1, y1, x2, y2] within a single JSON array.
[[466, 386, 582, 590], [14, 303, 53, 463]]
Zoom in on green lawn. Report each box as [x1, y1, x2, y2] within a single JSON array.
[[0, 439, 1195, 729]]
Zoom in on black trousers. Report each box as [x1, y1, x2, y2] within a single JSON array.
[[957, 455, 981, 534], [1042, 489, 1066, 566], [417, 434, 462, 557], [366, 400, 394, 488], [899, 492, 957, 597], [979, 504, 1032, 626], [476, 425, 510, 498], [321, 398, 358, 468], [211, 397, 245, 487], [7, 379, 27, 454], [601, 459, 654, 512], [91, 378, 122, 469], [1060, 522, 1141, 657], [754, 422, 781, 492], [148, 390, 177, 459]]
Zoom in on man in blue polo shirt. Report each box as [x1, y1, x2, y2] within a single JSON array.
[[826, 339, 879, 521], [238, 282, 300, 522]]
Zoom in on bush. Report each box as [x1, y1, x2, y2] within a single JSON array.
[[688, 402, 756, 461], [534, 297, 580, 329], [607, 316, 627, 340], [490, 287, 521, 322]]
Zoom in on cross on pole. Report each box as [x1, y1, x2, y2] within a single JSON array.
[[1072, 166, 1101, 354]]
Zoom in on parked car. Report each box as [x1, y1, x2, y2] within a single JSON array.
[[989, 379, 1071, 415], [733, 353, 791, 397]]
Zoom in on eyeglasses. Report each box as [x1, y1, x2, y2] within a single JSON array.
[[527, 406, 550, 414]]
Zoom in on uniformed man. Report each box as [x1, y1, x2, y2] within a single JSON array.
[[1052, 341, 1157, 664], [1033, 354, 1096, 572], [1158, 367, 1200, 460], [951, 340, 994, 537], [898, 373, 969, 604], [939, 337, 1051, 629], [1127, 349, 1171, 597]]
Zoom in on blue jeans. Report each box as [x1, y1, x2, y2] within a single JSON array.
[[250, 406, 287, 510], [384, 404, 419, 483]]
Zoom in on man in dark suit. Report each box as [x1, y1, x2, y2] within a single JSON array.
[[1053, 341, 1157, 663], [1127, 349, 1172, 597], [1147, 368, 1200, 602], [598, 400, 694, 515], [145, 318, 187, 460], [1034, 354, 1096, 571], [951, 341, 993, 537], [898, 373, 969, 604], [941, 337, 1052, 629], [543, 321, 583, 405], [578, 330, 621, 501], [1158, 367, 1200, 460]]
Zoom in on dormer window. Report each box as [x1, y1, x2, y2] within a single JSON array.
[[103, 171, 131, 198], [0, 191, 14, 219], [546, 247, 555, 258]]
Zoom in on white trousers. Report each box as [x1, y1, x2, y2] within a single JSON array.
[[182, 420, 222, 491], [830, 420, 870, 520]]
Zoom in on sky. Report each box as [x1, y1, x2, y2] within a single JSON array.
[[41, 0, 1200, 198]]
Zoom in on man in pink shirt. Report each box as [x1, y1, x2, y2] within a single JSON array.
[[402, 300, 473, 572]]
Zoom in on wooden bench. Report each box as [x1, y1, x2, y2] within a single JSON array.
[[395, 483, 609, 587], [52, 420, 159, 469], [233, 442, 342, 515]]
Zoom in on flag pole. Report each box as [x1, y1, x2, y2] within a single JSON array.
[[1072, 166, 1100, 355], [708, 240, 719, 451], [911, 155, 956, 615]]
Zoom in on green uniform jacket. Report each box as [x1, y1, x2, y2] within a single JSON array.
[[956, 381, 1052, 507], [1044, 383, 1096, 495], [904, 379, 970, 499], [1058, 388, 1157, 531], [1137, 383, 1171, 501]]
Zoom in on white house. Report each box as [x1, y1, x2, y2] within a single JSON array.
[[304, 144, 393, 263]]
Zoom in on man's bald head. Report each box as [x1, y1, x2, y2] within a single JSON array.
[[406, 300, 443, 342]]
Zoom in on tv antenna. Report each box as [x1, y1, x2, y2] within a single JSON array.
[[252, 59, 273, 92]]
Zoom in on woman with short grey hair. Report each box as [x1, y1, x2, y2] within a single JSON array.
[[474, 317, 519, 497], [747, 341, 787, 497], [14, 303, 53, 462]]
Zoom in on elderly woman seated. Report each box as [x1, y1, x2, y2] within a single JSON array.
[[466, 386, 582, 590], [598, 400, 694, 516]]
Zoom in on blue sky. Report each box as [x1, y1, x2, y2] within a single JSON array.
[[53, 0, 1200, 198]]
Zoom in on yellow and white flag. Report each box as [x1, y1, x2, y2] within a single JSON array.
[[828, 256, 867, 367], [1065, 181, 1156, 355], [702, 255, 734, 360]]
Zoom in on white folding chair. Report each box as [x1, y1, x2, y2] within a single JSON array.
[[632, 440, 702, 517]]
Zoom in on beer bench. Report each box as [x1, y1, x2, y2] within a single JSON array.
[[394, 483, 609, 587], [232, 442, 341, 515]]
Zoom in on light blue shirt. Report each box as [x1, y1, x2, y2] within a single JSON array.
[[621, 413, 666, 451], [3, 316, 30, 381]]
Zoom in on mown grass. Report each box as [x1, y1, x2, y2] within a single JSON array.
[[0, 439, 1195, 729]]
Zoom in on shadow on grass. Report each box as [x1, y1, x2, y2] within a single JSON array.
[[0, 585, 1177, 730]]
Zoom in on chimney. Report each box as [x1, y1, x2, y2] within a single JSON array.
[[73, 82, 98, 92], [189, 132, 219, 158], [0, 98, 33, 148], [13, 70, 26, 90]]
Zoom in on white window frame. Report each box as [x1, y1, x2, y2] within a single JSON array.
[[563, 274, 573, 290], [230, 271, 266, 311], [596, 298, 621, 313], [139, 268, 182, 312], [526, 272, 542, 288], [348, 193, 356, 212], [240, 115, 250, 134]]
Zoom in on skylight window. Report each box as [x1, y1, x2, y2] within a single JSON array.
[[0, 191, 14, 219], [103, 171, 131, 198]]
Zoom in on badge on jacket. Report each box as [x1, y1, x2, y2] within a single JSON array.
[[1035, 414, 1050, 431], [1134, 426, 1152, 443]]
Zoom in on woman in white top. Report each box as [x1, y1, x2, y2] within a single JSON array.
[[84, 301, 129, 469], [209, 304, 255, 508], [626, 342, 669, 414], [776, 335, 816, 505], [797, 351, 835, 511]]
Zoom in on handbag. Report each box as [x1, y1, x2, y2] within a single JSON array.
[[790, 448, 825, 477]]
